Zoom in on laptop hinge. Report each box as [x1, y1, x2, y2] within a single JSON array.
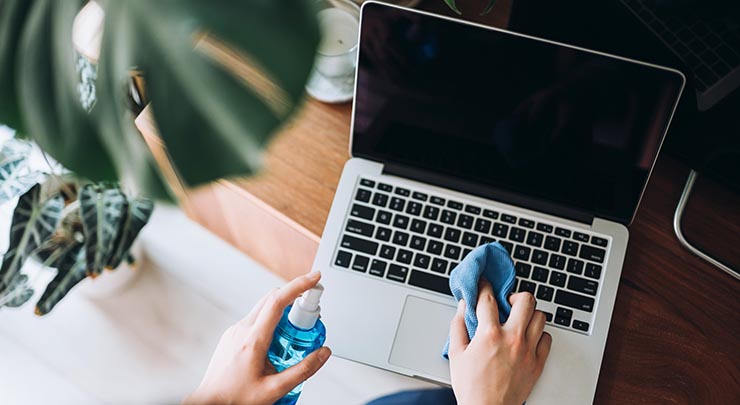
[[382, 162, 595, 225]]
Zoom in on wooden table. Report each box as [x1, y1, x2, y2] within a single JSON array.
[[136, 1, 740, 403]]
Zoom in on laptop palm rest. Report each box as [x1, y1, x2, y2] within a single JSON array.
[[389, 296, 456, 380]]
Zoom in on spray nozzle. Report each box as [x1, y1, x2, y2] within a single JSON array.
[[288, 283, 324, 330]]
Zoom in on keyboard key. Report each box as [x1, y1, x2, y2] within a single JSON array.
[[447, 200, 463, 210], [441, 210, 457, 224], [389, 197, 406, 212], [531, 249, 548, 265], [555, 290, 595, 312], [352, 255, 369, 272], [549, 271, 567, 287], [515, 262, 532, 278], [480, 236, 494, 245], [465, 205, 481, 214], [430, 196, 445, 206], [346, 219, 375, 237], [444, 228, 461, 243], [394, 187, 410, 197], [566, 258, 584, 275], [412, 191, 428, 201], [386, 264, 408, 283], [591, 236, 608, 247], [369, 259, 386, 277], [372, 193, 389, 207], [510, 227, 526, 242], [410, 236, 426, 251], [549, 254, 566, 270], [513, 245, 531, 261], [555, 314, 571, 327], [579, 245, 606, 263], [406, 201, 422, 216], [457, 214, 474, 229], [500, 241, 514, 254], [379, 245, 396, 259], [393, 215, 410, 230], [335, 250, 352, 268], [532, 266, 549, 282], [427, 224, 443, 238], [544, 236, 561, 252], [492, 223, 509, 238], [555, 307, 572, 326], [375, 226, 392, 241], [462, 232, 479, 247], [413, 253, 431, 269], [376, 210, 392, 225], [360, 178, 375, 188], [444, 244, 461, 260], [462, 248, 472, 258], [543, 311, 553, 322], [585, 263, 602, 279], [378, 183, 393, 192], [427, 240, 443, 255], [526, 231, 543, 247], [513, 279, 519, 292], [536, 285, 554, 301], [555, 227, 572, 237], [423, 205, 440, 220], [567, 276, 598, 296], [483, 209, 499, 219], [537, 223, 553, 233], [448, 262, 459, 273], [392, 231, 409, 246], [397, 249, 413, 264], [408, 270, 452, 296], [572, 320, 589, 332], [431, 258, 448, 274], [341, 235, 378, 255], [574, 232, 589, 242], [410, 219, 427, 234], [355, 188, 371, 203], [519, 280, 536, 293], [518, 218, 535, 228], [474, 218, 492, 234], [562, 240, 579, 256], [502, 214, 517, 224], [350, 204, 375, 220]]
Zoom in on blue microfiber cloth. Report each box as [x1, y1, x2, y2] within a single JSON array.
[[442, 242, 517, 358]]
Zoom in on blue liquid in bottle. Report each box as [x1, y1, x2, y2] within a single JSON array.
[[268, 284, 326, 405]]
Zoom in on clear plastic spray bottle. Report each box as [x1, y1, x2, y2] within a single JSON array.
[[268, 283, 326, 405]]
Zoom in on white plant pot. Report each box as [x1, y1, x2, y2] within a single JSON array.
[[75, 242, 144, 300]]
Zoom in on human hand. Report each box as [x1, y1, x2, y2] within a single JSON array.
[[448, 280, 552, 405], [184, 272, 332, 405]]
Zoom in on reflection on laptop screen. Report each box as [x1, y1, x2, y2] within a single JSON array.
[[352, 4, 685, 224]]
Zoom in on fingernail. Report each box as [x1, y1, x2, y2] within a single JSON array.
[[307, 271, 321, 280], [319, 347, 331, 362]]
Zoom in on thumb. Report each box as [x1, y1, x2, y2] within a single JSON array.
[[268, 346, 332, 397]]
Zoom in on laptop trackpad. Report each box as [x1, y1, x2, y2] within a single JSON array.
[[389, 296, 456, 380]]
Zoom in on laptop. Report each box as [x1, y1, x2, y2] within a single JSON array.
[[312, 2, 685, 403]]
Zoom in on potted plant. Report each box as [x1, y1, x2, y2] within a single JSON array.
[[0, 138, 154, 314]]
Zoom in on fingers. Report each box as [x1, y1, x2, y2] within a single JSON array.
[[251, 272, 322, 350], [475, 279, 500, 329], [525, 310, 547, 349], [267, 346, 332, 398], [448, 300, 470, 356], [536, 331, 553, 363], [506, 292, 536, 336]]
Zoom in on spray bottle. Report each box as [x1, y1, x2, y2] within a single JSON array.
[[268, 283, 326, 405]]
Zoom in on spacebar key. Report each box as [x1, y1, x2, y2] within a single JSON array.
[[340, 235, 378, 255], [408, 270, 452, 296]]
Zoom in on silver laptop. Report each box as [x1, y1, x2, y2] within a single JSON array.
[[312, 2, 685, 403]]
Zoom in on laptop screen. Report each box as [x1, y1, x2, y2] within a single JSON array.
[[352, 3, 685, 224]]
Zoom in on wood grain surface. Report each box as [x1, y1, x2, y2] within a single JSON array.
[[135, 0, 740, 402]]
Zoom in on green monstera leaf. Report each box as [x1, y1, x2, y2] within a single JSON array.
[[3, 0, 320, 199], [0, 138, 42, 204], [35, 243, 87, 315], [0, 184, 64, 295], [0, 0, 34, 134], [79, 184, 127, 277], [107, 197, 153, 269]]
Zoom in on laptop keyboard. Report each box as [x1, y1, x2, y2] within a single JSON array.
[[333, 177, 611, 335]]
